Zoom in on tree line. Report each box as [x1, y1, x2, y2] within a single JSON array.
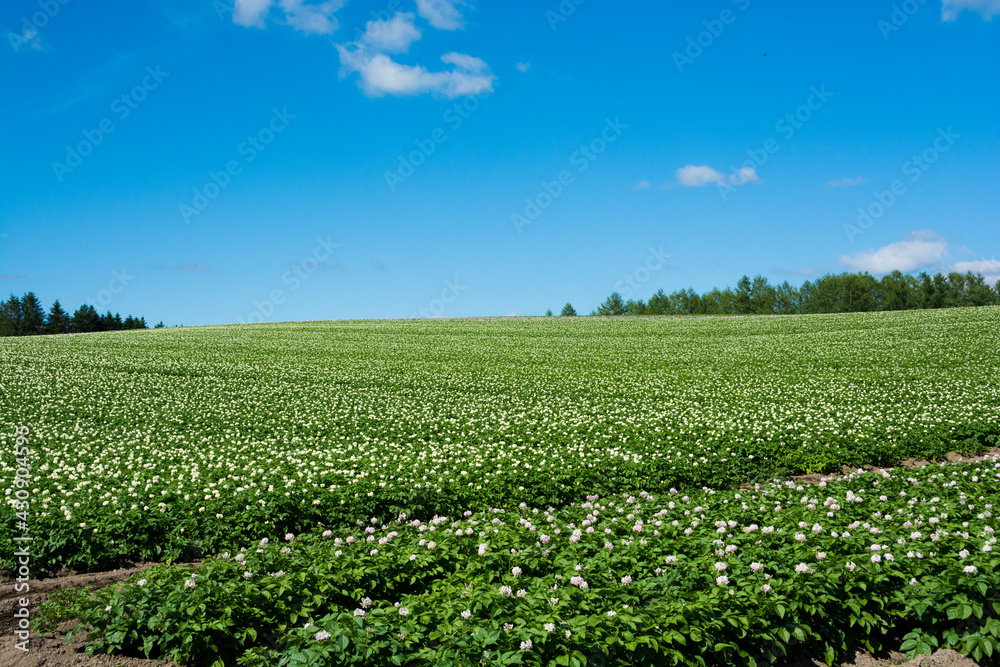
[[553, 270, 999, 317], [0, 292, 161, 337]]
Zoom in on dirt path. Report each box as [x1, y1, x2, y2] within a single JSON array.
[[0, 562, 176, 666]]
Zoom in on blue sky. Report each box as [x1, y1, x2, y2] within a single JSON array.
[[1, 0, 998, 325]]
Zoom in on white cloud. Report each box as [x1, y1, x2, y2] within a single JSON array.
[[675, 164, 760, 187], [734, 167, 761, 184], [839, 230, 948, 274], [232, 0, 344, 34], [440, 51, 487, 72], [361, 12, 421, 53], [337, 47, 494, 98], [233, 0, 273, 27], [676, 165, 725, 186], [280, 0, 343, 34], [826, 176, 865, 188], [416, 0, 467, 30], [515, 62, 531, 73], [628, 180, 650, 191], [233, 0, 491, 99], [947, 259, 1000, 284], [942, 0, 1000, 20]]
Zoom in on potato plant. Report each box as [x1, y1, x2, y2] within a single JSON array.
[[43, 455, 1000, 666], [2, 308, 999, 573]]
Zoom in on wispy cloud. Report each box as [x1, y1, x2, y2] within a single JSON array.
[[232, 0, 345, 34], [942, 0, 1000, 20], [46, 52, 134, 116], [416, 0, 467, 30], [515, 62, 531, 73], [177, 262, 214, 271], [826, 176, 865, 188], [674, 164, 761, 188], [337, 37, 493, 98], [628, 180, 650, 191], [0, 274, 29, 280], [839, 229, 948, 274]]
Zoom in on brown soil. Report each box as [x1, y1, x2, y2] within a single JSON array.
[[746, 447, 1000, 488], [0, 563, 176, 667], [789, 646, 980, 667]]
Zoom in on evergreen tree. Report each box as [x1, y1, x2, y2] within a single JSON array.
[[45, 300, 71, 334], [646, 289, 670, 315], [774, 281, 801, 314], [623, 299, 647, 315], [879, 270, 910, 311], [966, 272, 996, 307], [0, 294, 22, 336], [733, 276, 753, 315], [750, 275, 776, 314], [596, 292, 626, 316], [19, 292, 45, 335], [545, 309, 553, 317], [71, 305, 102, 333], [559, 303, 577, 317]]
